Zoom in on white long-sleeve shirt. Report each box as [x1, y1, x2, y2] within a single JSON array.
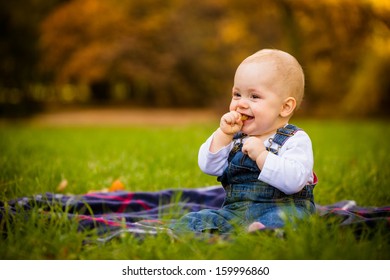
[[198, 129, 314, 195]]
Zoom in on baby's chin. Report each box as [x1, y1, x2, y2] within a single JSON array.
[[241, 126, 253, 135], [241, 125, 265, 137], [241, 121, 256, 135]]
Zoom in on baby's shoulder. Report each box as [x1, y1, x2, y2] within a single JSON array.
[[287, 129, 313, 147]]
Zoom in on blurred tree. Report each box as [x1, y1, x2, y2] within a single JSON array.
[[286, 0, 372, 113], [272, 0, 390, 116], [0, 0, 62, 87], [39, 0, 129, 102], [0, 0, 66, 116], [39, 0, 287, 107], [1, 0, 387, 115], [340, 0, 390, 116]]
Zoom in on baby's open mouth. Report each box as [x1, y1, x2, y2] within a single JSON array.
[[241, 114, 253, 121]]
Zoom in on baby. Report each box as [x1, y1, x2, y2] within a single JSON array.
[[173, 49, 317, 234]]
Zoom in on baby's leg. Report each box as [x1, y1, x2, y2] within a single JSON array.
[[171, 208, 235, 234], [248, 204, 312, 231]]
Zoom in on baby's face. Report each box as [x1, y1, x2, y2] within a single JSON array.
[[229, 61, 288, 136]]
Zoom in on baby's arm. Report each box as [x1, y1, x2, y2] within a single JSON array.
[[258, 132, 314, 194], [198, 111, 243, 176], [198, 134, 232, 176]]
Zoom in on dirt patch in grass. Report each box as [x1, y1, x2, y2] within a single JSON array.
[[25, 107, 219, 126]]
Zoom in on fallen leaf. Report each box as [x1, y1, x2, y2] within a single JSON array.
[[109, 179, 125, 192], [57, 179, 68, 192]]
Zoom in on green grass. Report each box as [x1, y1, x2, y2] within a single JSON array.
[[0, 119, 389, 259]]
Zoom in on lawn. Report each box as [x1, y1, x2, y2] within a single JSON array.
[[0, 119, 389, 259]]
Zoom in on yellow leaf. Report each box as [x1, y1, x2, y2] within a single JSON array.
[[57, 179, 68, 192]]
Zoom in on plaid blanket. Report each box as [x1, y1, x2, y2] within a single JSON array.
[[1, 186, 389, 242]]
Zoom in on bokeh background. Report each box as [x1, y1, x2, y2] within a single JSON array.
[[1, 0, 389, 119]]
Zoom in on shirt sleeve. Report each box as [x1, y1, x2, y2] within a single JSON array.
[[258, 131, 314, 195], [198, 132, 233, 176]]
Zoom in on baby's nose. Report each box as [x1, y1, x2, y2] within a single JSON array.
[[237, 98, 249, 108]]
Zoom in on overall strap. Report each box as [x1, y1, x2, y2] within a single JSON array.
[[267, 124, 301, 155], [229, 132, 246, 160], [231, 125, 301, 155]]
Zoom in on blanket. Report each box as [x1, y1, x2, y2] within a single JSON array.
[[1, 186, 389, 242]]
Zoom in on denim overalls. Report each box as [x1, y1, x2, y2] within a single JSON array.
[[173, 124, 316, 234]]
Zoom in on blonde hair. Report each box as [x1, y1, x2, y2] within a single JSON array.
[[242, 49, 305, 109]]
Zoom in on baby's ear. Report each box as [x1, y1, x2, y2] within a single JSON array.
[[280, 97, 296, 118]]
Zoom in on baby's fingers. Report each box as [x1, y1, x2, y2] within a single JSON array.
[[221, 112, 238, 125], [220, 111, 242, 135]]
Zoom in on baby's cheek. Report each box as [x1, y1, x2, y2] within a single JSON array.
[[229, 101, 237, 111]]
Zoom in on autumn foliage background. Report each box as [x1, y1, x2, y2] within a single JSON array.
[[1, 0, 389, 118]]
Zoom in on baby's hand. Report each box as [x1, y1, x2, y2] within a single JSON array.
[[242, 136, 266, 162], [220, 111, 243, 135]]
